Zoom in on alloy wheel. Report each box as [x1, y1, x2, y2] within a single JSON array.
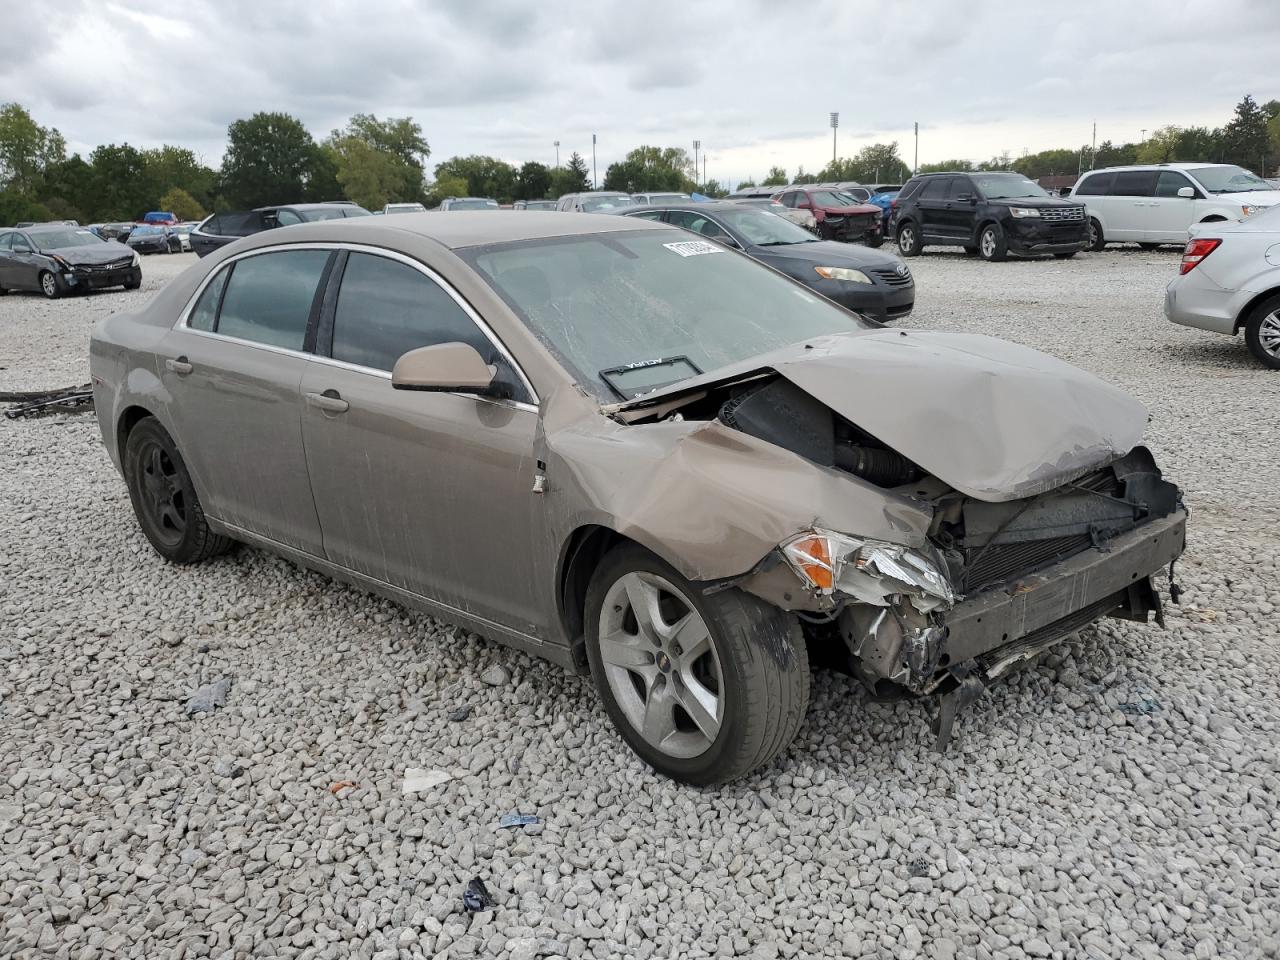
[[1260, 310, 1280, 359], [597, 571, 724, 759], [982, 229, 997, 258], [137, 440, 188, 547], [42, 273, 57, 297]]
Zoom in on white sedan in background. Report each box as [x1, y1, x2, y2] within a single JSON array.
[[1165, 204, 1280, 368]]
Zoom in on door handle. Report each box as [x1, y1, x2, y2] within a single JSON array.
[[166, 356, 193, 375], [305, 390, 349, 414]]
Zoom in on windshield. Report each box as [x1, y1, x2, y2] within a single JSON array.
[[1188, 165, 1273, 194], [809, 190, 857, 207], [385, 204, 426, 213], [130, 225, 165, 236], [580, 195, 634, 212], [974, 174, 1049, 199], [33, 229, 105, 249], [463, 228, 870, 400], [525, 201, 557, 210], [713, 207, 817, 246], [449, 199, 500, 210], [298, 206, 372, 221]]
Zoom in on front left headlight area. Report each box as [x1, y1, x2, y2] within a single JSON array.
[[781, 529, 956, 613], [813, 266, 872, 283], [1008, 207, 1042, 218], [132, 253, 141, 266]]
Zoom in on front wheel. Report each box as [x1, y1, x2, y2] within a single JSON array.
[[1244, 295, 1280, 370], [585, 544, 810, 785], [864, 233, 885, 249], [978, 223, 1008, 261], [896, 221, 923, 257], [39, 270, 61, 299], [123, 417, 234, 562], [1087, 218, 1105, 252]]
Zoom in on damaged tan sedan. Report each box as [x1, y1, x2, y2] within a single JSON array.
[[90, 213, 1186, 784]]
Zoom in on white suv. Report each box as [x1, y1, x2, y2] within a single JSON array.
[[1070, 163, 1280, 251]]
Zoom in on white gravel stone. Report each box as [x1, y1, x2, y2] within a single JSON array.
[[1, 247, 1278, 959]]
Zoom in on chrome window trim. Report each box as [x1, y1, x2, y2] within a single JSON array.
[[174, 241, 540, 405]]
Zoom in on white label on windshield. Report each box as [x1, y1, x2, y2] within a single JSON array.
[[663, 240, 725, 258]]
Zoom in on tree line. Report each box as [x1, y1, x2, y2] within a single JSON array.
[[2, 95, 1276, 225]]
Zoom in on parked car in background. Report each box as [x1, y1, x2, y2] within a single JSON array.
[[866, 189, 900, 233], [514, 200, 558, 211], [1164, 203, 1280, 368], [439, 197, 500, 211], [631, 192, 691, 205], [728, 197, 817, 233], [189, 202, 372, 257], [140, 212, 178, 226], [621, 201, 914, 322], [0, 224, 139, 297], [772, 187, 883, 246], [556, 191, 636, 213], [173, 223, 196, 252], [127, 224, 183, 255], [90, 212, 1185, 784], [384, 202, 428, 215], [1071, 163, 1280, 251], [98, 222, 133, 241], [894, 172, 1088, 261]]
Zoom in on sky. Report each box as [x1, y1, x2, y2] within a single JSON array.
[[3, 0, 1279, 188]]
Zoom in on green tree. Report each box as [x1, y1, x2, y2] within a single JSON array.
[[792, 166, 819, 185], [1013, 148, 1081, 178], [0, 102, 65, 195], [515, 161, 552, 200], [566, 152, 591, 190], [735, 179, 756, 190], [88, 143, 150, 220], [38, 154, 95, 222], [0, 192, 52, 226], [326, 113, 428, 207], [142, 145, 217, 209], [432, 155, 518, 200], [977, 151, 1015, 171], [1221, 94, 1271, 172], [1174, 127, 1220, 162], [1134, 126, 1182, 164], [701, 179, 728, 198], [220, 112, 323, 208], [820, 143, 910, 183], [918, 159, 976, 174], [424, 175, 468, 207], [158, 186, 205, 221], [549, 153, 590, 196], [761, 166, 788, 186], [601, 146, 693, 193]]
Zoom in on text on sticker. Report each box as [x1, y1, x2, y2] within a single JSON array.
[[662, 240, 726, 257]]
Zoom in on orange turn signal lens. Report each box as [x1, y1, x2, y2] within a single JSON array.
[[784, 535, 835, 591]]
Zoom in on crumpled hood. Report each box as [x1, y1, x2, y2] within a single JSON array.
[[612, 330, 1148, 502], [46, 242, 133, 264]]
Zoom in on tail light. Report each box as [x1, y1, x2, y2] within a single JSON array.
[[1179, 238, 1221, 275]]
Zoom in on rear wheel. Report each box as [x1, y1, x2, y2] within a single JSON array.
[[978, 223, 1008, 261], [123, 417, 233, 562], [585, 544, 810, 785], [896, 221, 923, 257], [1087, 218, 1105, 252], [39, 271, 61, 299], [1244, 295, 1280, 370]]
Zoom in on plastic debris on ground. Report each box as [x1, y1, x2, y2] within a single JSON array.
[[497, 813, 539, 830], [448, 705, 472, 722], [329, 780, 359, 794], [185, 677, 232, 715], [908, 858, 931, 878], [463, 877, 495, 912], [402, 768, 453, 795], [1118, 686, 1162, 715]]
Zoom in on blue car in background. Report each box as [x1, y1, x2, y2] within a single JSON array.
[[867, 189, 900, 234]]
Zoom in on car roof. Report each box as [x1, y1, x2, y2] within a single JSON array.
[[622, 201, 746, 214], [255, 202, 360, 212], [25, 223, 92, 233], [1080, 162, 1233, 174], [227, 210, 670, 251]]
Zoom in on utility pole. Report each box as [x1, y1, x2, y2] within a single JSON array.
[[554, 141, 560, 168], [830, 112, 839, 164], [702, 155, 707, 189], [592, 134, 597, 189], [1141, 128, 1147, 142], [1090, 121, 1096, 169], [914, 122, 919, 174], [693, 140, 701, 188]]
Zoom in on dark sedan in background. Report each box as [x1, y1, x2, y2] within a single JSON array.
[[126, 224, 183, 255], [0, 224, 140, 298], [189, 202, 371, 257], [622, 202, 914, 322]]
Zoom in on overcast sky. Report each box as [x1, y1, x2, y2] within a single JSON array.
[[4, 0, 1278, 187]]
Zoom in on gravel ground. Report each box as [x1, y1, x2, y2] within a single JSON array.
[[1, 246, 1278, 960]]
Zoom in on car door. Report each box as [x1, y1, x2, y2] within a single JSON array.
[[944, 176, 978, 239], [0, 231, 14, 287], [158, 247, 333, 555], [915, 177, 952, 238], [1149, 171, 1200, 242], [1108, 171, 1158, 241], [298, 249, 548, 637]]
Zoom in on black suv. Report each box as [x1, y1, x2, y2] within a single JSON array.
[[189, 202, 370, 257], [892, 172, 1088, 261]]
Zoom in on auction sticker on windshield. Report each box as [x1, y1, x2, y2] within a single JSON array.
[[663, 240, 725, 257]]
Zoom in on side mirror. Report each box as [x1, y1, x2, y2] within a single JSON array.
[[1177, 186, 1195, 199], [392, 342, 496, 394]]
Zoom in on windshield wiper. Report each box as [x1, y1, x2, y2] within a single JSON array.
[[757, 239, 815, 246]]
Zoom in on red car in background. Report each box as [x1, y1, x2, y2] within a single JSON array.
[[772, 187, 884, 247]]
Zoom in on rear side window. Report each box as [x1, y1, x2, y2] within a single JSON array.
[[188, 268, 229, 332], [1075, 173, 1114, 196], [920, 178, 950, 200], [0, 233, 12, 251], [1111, 171, 1157, 197], [330, 253, 524, 399], [216, 250, 331, 350], [199, 216, 220, 235]]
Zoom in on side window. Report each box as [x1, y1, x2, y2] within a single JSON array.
[[948, 177, 974, 199], [846, 187, 870, 202], [1075, 172, 1114, 196], [200, 216, 220, 235], [920, 178, 950, 200], [777, 192, 795, 208], [188, 268, 229, 332], [215, 250, 331, 350], [1155, 172, 1194, 198], [330, 253, 527, 400], [899, 179, 924, 200], [1111, 171, 1157, 197], [275, 209, 303, 226], [0, 233, 12, 251], [666, 211, 727, 238], [629, 210, 665, 221]]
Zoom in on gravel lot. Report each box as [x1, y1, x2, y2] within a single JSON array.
[[2, 246, 1278, 960]]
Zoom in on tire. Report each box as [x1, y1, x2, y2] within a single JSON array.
[[864, 234, 885, 249], [1138, 242, 1161, 251], [123, 417, 233, 563], [584, 543, 810, 785], [39, 270, 61, 299], [124, 275, 141, 291], [896, 221, 923, 257], [1087, 218, 1105, 252], [1053, 252, 1077, 260], [978, 223, 1008, 261], [1243, 295, 1280, 370]]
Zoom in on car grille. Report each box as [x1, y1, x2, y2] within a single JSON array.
[[869, 266, 913, 287], [1039, 206, 1085, 222], [75, 259, 132, 274]]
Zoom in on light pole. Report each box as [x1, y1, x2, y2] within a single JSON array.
[[693, 139, 701, 188], [1141, 128, 1147, 142], [829, 112, 839, 165], [913, 121, 919, 174], [554, 141, 560, 167], [703, 155, 707, 190], [592, 133, 597, 189]]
